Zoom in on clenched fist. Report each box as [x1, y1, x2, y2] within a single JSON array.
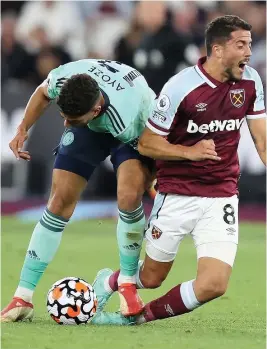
[[186, 139, 221, 161]]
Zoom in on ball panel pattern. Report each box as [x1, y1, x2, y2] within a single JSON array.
[[47, 277, 97, 325]]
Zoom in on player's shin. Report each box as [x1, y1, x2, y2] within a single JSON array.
[[14, 208, 68, 302], [136, 280, 202, 324], [116, 204, 145, 285]]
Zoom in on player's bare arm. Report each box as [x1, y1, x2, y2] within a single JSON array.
[[9, 80, 51, 161], [247, 117, 266, 166], [138, 126, 221, 161]]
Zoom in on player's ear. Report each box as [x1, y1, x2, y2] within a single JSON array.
[[93, 105, 102, 117], [213, 44, 223, 59]]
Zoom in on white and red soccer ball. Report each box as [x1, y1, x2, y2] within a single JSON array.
[[47, 277, 97, 325]]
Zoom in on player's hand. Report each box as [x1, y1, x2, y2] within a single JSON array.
[[187, 139, 221, 161], [9, 128, 31, 161]]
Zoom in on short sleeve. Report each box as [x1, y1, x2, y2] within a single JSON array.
[[246, 69, 266, 119], [46, 66, 66, 100], [146, 77, 181, 136]]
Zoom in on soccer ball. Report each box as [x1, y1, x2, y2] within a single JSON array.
[[47, 277, 97, 325]]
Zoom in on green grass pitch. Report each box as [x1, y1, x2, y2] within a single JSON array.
[[1, 217, 265, 349]]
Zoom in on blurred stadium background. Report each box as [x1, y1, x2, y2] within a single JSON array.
[[1, 0, 266, 222]]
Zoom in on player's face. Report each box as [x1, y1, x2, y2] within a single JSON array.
[[62, 110, 100, 128], [61, 101, 102, 128], [220, 30, 252, 82]]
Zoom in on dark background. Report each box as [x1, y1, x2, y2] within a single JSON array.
[[1, 1, 266, 205]]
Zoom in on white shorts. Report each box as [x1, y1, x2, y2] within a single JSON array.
[[145, 193, 239, 266]]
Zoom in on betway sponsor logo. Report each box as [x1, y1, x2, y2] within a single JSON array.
[[187, 118, 244, 133]]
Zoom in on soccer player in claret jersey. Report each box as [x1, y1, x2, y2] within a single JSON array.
[[2, 59, 216, 322], [91, 15, 266, 326]]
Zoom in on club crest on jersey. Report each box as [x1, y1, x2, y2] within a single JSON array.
[[151, 225, 162, 240], [62, 132, 74, 146], [230, 89, 245, 108]]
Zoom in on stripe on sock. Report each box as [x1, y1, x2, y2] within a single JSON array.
[[119, 204, 144, 224], [45, 208, 69, 222], [119, 204, 143, 216], [43, 210, 66, 225], [40, 208, 68, 232], [42, 211, 65, 228], [180, 280, 201, 310]]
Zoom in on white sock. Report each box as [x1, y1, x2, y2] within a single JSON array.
[[136, 314, 146, 324], [180, 280, 201, 310], [103, 277, 114, 294], [14, 286, 34, 303], [118, 260, 144, 287], [136, 260, 145, 289], [118, 274, 136, 286]]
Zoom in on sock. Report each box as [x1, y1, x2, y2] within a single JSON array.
[[180, 280, 201, 310], [138, 280, 201, 324], [108, 270, 120, 292], [14, 208, 68, 301], [14, 287, 34, 303], [116, 204, 145, 285], [108, 260, 144, 291], [135, 260, 145, 289]]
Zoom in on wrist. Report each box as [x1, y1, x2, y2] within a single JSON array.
[[178, 145, 191, 160], [18, 121, 29, 132]]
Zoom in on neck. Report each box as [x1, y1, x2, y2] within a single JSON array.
[[202, 56, 229, 83]]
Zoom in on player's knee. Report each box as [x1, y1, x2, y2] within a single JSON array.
[[48, 191, 77, 219], [117, 188, 142, 212], [141, 275, 162, 289], [140, 269, 166, 289], [196, 278, 228, 301]]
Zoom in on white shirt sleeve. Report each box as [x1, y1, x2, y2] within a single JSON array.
[[146, 77, 182, 136], [146, 66, 204, 135], [246, 68, 266, 119]]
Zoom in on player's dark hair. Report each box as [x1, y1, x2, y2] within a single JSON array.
[[57, 74, 100, 117], [205, 15, 252, 56]]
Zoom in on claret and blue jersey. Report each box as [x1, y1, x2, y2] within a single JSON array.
[[147, 57, 266, 197]]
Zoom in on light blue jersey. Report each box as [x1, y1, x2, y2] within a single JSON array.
[[47, 59, 155, 147]]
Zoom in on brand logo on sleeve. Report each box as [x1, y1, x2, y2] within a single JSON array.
[[151, 110, 167, 123], [156, 94, 170, 112]]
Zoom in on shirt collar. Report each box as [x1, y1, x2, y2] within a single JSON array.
[[99, 88, 110, 116], [195, 57, 221, 89]]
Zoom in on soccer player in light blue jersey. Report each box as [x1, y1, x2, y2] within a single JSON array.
[[2, 59, 156, 321]]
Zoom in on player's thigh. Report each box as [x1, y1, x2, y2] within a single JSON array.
[[111, 144, 154, 211], [48, 169, 88, 219], [50, 127, 118, 217], [54, 127, 119, 177], [192, 195, 239, 266], [140, 253, 174, 289]]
